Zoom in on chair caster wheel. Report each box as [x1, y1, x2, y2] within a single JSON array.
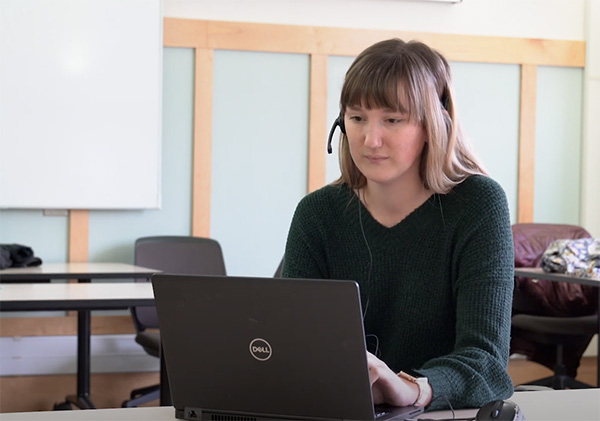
[[53, 401, 72, 410]]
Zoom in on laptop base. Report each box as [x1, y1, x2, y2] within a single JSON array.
[[177, 405, 424, 421]]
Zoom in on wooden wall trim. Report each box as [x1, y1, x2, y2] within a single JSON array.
[[68, 210, 89, 263], [308, 54, 328, 192], [0, 315, 134, 337], [164, 18, 585, 67], [68, 210, 89, 316], [191, 48, 214, 238], [517, 64, 538, 223], [10, 19, 581, 339], [165, 18, 586, 231]]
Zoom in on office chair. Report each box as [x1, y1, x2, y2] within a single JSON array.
[[122, 236, 227, 408], [510, 223, 598, 389], [274, 256, 284, 277]]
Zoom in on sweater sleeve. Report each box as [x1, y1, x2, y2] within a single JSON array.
[[418, 177, 515, 410]]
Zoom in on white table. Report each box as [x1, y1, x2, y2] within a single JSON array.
[[0, 389, 598, 421], [0, 263, 158, 410], [0, 263, 158, 283], [514, 267, 600, 386]]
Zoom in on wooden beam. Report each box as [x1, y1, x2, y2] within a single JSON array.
[[68, 210, 89, 263], [308, 54, 328, 193], [163, 18, 585, 67], [517, 64, 538, 223], [164, 17, 208, 48], [191, 48, 214, 237], [0, 315, 135, 337]]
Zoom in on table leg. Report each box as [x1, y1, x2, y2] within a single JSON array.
[[72, 309, 95, 408], [65, 279, 96, 410], [54, 308, 96, 410]]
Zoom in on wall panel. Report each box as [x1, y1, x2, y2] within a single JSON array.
[[210, 50, 309, 276], [534, 66, 584, 224], [451, 62, 521, 223], [0, 19, 587, 351]]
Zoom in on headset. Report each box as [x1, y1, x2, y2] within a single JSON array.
[[326, 113, 346, 154], [326, 110, 378, 355]]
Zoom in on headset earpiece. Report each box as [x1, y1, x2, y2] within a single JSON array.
[[440, 88, 450, 112], [326, 113, 346, 154]]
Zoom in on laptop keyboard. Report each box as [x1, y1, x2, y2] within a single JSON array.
[[375, 409, 390, 418]]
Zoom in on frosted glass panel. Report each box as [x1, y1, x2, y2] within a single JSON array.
[[326, 56, 355, 184], [534, 67, 583, 224], [452, 62, 521, 223], [211, 51, 309, 277]]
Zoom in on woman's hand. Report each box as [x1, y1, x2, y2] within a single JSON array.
[[366, 352, 430, 407]]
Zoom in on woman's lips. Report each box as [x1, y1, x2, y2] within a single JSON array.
[[365, 155, 387, 164]]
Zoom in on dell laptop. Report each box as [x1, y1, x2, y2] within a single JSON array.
[[152, 274, 425, 421]]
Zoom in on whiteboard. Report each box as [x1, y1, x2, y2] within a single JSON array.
[[0, 0, 162, 209]]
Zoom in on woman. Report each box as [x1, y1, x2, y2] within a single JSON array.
[[282, 38, 514, 410]]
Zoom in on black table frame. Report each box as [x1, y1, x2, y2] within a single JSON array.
[[0, 264, 160, 410]]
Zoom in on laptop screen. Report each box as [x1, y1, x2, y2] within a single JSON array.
[[152, 274, 422, 421]]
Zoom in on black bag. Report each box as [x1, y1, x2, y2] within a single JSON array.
[[0, 244, 43, 269]]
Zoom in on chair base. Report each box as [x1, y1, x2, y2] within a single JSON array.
[[519, 374, 593, 390], [122, 384, 160, 408]]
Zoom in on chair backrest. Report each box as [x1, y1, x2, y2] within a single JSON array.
[[512, 223, 591, 268], [273, 256, 284, 278], [511, 223, 595, 316], [132, 236, 227, 332]]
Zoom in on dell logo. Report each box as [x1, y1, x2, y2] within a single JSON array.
[[249, 338, 272, 361]]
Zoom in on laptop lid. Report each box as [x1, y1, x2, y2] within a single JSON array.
[[152, 274, 424, 421]]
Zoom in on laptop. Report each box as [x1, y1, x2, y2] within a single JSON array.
[[152, 274, 425, 421]]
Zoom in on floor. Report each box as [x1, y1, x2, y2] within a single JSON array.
[[0, 357, 597, 413]]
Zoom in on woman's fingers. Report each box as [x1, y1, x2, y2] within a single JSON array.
[[367, 352, 390, 404], [367, 354, 379, 385]]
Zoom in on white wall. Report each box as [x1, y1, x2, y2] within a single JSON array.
[[162, 0, 599, 360], [163, 0, 586, 40], [164, 0, 599, 238]]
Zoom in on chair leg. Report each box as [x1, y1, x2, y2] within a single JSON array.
[[129, 384, 160, 400], [559, 376, 594, 389], [517, 345, 594, 390], [122, 385, 160, 408]]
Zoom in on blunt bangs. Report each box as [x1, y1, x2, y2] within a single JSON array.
[[340, 54, 413, 118]]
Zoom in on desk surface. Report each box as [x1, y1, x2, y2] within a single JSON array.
[[514, 267, 600, 287], [0, 262, 158, 282], [1, 389, 598, 421], [0, 282, 155, 311]]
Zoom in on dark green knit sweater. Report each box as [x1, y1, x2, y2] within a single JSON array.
[[282, 175, 514, 410]]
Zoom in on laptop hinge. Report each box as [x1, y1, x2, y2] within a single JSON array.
[[179, 407, 347, 421], [180, 407, 267, 421]]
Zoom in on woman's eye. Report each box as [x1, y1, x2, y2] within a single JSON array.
[[349, 116, 363, 122], [387, 118, 402, 124]]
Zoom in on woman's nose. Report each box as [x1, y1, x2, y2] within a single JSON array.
[[363, 123, 383, 148]]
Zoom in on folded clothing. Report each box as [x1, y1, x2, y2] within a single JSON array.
[[542, 237, 600, 279]]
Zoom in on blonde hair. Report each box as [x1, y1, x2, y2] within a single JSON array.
[[334, 38, 486, 193]]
